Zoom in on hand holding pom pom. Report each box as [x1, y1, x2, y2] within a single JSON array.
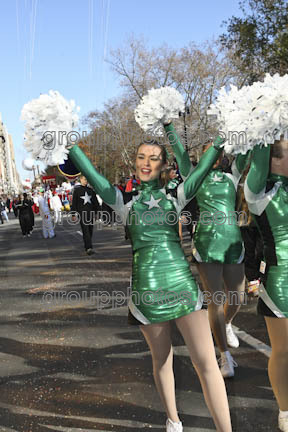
[[135, 87, 185, 136], [208, 73, 288, 155], [21, 90, 80, 166]]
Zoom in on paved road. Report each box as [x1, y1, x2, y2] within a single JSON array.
[[0, 215, 278, 431]]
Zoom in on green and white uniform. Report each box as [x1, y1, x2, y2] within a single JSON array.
[[192, 155, 248, 263], [165, 123, 248, 264], [244, 145, 288, 318], [69, 128, 223, 324]]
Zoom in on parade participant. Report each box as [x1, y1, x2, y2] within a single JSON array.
[[0, 197, 9, 222], [68, 127, 232, 432], [50, 190, 63, 224], [16, 193, 33, 237], [71, 175, 100, 255], [207, 72, 288, 431], [244, 139, 288, 431], [38, 188, 55, 239], [164, 121, 249, 378], [21, 86, 232, 432]]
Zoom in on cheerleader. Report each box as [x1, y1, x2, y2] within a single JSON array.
[[165, 122, 249, 378], [206, 71, 288, 430], [244, 139, 288, 432], [20, 86, 232, 431], [68, 125, 232, 432]]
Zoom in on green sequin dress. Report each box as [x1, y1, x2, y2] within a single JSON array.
[[69, 127, 223, 324], [165, 123, 248, 264], [192, 163, 246, 264], [245, 145, 288, 318]]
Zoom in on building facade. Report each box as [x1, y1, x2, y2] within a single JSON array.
[[0, 113, 21, 196]]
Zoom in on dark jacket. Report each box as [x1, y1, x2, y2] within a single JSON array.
[[71, 185, 100, 216]]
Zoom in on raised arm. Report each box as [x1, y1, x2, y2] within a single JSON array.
[[230, 150, 251, 185], [177, 137, 224, 207], [245, 145, 270, 195], [164, 122, 192, 179], [69, 145, 116, 206], [235, 151, 251, 174]]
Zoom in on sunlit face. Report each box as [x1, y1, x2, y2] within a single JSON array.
[[80, 176, 88, 186], [136, 144, 165, 182], [271, 139, 288, 177]]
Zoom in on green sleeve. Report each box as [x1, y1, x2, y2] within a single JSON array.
[[246, 145, 270, 194], [164, 122, 192, 179], [69, 145, 116, 205], [183, 145, 223, 200]]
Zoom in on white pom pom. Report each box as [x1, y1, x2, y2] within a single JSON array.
[[21, 90, 79, 165], [135, 87, 185, 136], [208, 73, 288, 155], [22, 158, 35, 171]]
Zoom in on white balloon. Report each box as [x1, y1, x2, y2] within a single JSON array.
[[22, 158, 35, 171]]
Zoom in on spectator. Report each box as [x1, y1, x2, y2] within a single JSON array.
[[0, 197, 9, 222]]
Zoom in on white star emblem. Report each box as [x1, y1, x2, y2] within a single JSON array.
[[80, 192, 92, 205], [213, 173, 223, 182], [143, 194, 162, 209]]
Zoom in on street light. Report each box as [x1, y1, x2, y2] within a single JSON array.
[[179, 106, 190, 151]]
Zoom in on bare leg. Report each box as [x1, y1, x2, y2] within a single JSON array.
[[197, 263, 228, 352], [265, 317, 288, 410], [222, 263, 245, 324], [140, 321, 180, 422], [175, 310, 232, 432], [179, 220, 183, 242]]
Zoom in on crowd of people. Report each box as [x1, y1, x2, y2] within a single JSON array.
[[0, 175, 143, 242]]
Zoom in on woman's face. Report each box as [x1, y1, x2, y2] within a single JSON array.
[[136, 144, 165, 182], [271, 139, 288, 177]]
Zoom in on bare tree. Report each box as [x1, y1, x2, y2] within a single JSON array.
[[108, 36, 242, 152], [80, 36, 244, 177]]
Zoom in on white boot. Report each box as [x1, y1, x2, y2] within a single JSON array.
[[166, 418, 183, 432], [219, 351, 237, 378], [226, 323, 240, 348], [279, 410, 288, 431]]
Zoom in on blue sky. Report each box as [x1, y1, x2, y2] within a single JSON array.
[[0, 0, 243, 180]]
